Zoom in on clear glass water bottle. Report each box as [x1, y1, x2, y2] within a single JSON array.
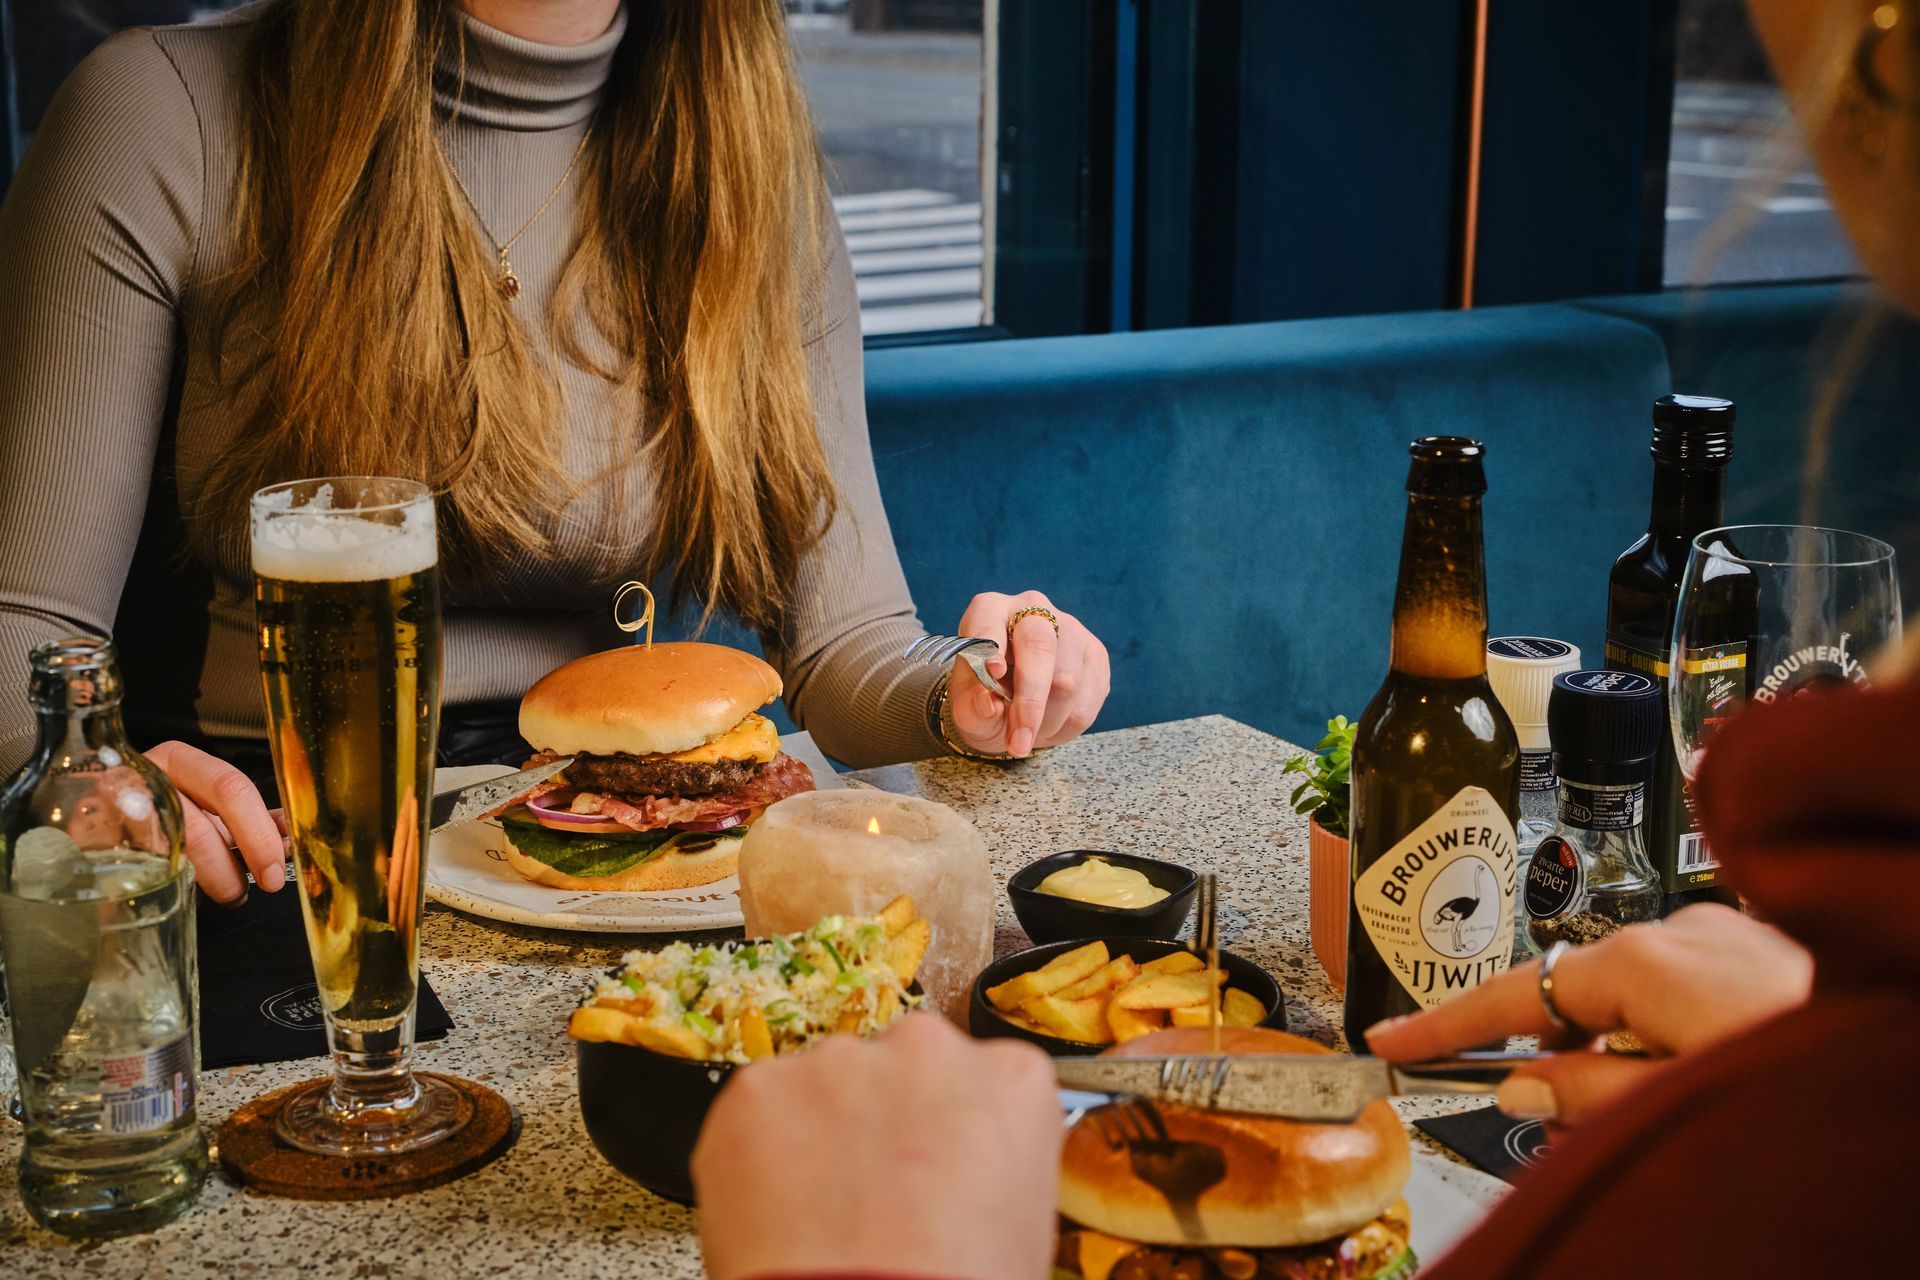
[[0, 637, 207, 1237]]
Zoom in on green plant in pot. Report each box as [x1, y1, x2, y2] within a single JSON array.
[[1283, 716, 1352, 840], [1285, 716, 1355, 988]]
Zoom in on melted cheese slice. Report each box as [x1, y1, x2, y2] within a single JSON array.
[[663, 713, 779, 765], [1074, 1231, 1141, 1280]]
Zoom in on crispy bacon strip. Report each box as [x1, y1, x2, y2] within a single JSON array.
[[515, 752, 814, 831]]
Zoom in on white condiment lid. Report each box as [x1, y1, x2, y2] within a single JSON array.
[[1486, 637, 1582, 745]]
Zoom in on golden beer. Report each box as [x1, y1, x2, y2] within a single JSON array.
[[249, 477, 457, 1156], [256, 568, 440, 1030]]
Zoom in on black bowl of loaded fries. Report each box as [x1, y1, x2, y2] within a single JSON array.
[[969, 936, 1285, 1056], [571, 896, 931, 1202]]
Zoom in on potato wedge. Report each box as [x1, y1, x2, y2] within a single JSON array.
[[874, 983, 902, 1026], [628, 1020, 712, 1061], [738, 1005, 774, 1060], [1020, 994, 1111, 1044], [1169, 1001, 1223, 1029], [1222, 987, 1266, 1028], [1056, 955, 1139, 1003], [878, 895, 917, 937], [1107, 1002, 1164, 1043], [986, 941, 1109, 1011], [568, 1005, 638, 1044], [886, 917, 933, 984], [1140, 951, 1206, 976], [1114, 969, 1227, 1010]]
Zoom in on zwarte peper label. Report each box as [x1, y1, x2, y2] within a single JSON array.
[[1524, 836, 1582, 921]]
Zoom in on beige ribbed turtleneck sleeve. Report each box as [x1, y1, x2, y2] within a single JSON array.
[[0, 3, 949, 773]]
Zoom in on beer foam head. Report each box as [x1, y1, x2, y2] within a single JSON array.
[[250, 482, 437, 582]]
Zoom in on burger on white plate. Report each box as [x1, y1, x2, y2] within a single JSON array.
[[1055, 1026, 1416, 1280], [498, 643, 814, 892]]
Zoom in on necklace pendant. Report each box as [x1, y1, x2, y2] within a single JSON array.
[[498, 250, 521, 300]]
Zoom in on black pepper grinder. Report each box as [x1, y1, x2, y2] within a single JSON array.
[[1525, 670, 1664, 950]]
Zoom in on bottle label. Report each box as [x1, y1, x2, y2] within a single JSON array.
[[1558, 780, 1645, 832], [1524, 835, 1582, 921], [1519, 748, 1556, 793], [1354, 786, 1517, 1009], [1604, 638, 1669, 679], [99, 1035, 195, 1136]]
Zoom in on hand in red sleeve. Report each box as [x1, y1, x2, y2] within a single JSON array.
[[1364, 904, 1811, 1126], [692, 1013, 1063, 1280]]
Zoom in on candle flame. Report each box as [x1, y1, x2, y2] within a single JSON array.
[[867, 817, 882, 836]]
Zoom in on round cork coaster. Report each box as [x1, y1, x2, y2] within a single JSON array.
[[215, 1073, 518, 1200]]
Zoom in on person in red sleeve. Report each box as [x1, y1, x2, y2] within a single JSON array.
[[1364, 670, 1920, 1276]]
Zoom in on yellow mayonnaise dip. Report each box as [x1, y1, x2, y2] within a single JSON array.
[[1035, 856, 1169, 909]]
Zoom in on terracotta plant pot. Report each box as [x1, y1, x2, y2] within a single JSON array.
[[1307, 810, 1350, 990]]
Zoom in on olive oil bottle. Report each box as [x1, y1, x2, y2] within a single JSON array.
[[1343, 438, 1520, 1048], [1604, 395, 1745, 911]]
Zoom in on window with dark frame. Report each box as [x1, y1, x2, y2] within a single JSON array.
[[3, 0, 992, 338]]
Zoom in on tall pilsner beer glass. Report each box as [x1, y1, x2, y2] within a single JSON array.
[[249, 478, 460, 1155]]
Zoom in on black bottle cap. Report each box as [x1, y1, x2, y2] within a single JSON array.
[[1405, 436, 1487, 496], [1548, 669, 1663, 781], [1650, 394, 1734, 466]]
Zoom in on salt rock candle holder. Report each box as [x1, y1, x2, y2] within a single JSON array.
[[739, 790, 993, 1021]]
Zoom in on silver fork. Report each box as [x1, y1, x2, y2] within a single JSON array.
[[902, 633, 1012, 701], [1086, 1097, 1226, 1241]]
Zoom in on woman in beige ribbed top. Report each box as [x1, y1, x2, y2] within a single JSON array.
[[0, 0, 1110, 898]]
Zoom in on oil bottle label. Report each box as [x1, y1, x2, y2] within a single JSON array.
[[99, 1035, 195, 1136], [1355, 786, 1517, 1009]]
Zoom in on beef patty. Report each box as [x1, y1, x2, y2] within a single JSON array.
[[562, 751, 762, 798]]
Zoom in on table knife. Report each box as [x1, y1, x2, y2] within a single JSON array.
[[1054, 1051, 1545, 1124], [429, 758, 574, 833]]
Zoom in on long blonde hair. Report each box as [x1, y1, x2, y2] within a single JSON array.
[[197, 0, 836, 631]]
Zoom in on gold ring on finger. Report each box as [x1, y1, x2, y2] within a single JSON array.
[[1007, 605, 1060, 638]]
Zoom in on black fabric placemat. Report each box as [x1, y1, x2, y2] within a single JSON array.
[[196, 882, 453, 1069], [1415, 1104, 1553, 1184]]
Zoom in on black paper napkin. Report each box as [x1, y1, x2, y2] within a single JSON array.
[[1415, 1104, 1553, 1184], [196, 880, 453, 1069]]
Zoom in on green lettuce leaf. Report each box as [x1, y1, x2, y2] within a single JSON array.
[[502, 820, 676, 879], [501, 814, 748, 880]]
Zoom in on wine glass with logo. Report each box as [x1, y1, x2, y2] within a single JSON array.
[[1670, 524, 1902, 788]]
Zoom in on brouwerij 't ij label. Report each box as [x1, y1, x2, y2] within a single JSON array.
[[1354, 786, 1517, 1008]]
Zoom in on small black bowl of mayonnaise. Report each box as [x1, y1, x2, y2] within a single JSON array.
[[1007, 850, 1198, 944]]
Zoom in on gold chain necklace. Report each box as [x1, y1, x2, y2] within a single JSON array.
[[446, 127, 592, 300]]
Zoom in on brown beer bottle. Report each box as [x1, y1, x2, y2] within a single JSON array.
[[1343, 438, 1521, 1048]]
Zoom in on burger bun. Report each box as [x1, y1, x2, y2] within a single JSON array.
[[519, 642, 782, 758], [1058, 1026, 1412, 1248]]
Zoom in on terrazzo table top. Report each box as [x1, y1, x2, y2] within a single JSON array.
[[2, 715, 1504, 1277]]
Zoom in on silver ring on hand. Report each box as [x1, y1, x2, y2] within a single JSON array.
[[1537, 941, 1576, 1034]]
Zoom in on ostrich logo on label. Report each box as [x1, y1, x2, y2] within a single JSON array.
[[1353, 785, 1517, 1010], [1420, 855, 1500, 958]]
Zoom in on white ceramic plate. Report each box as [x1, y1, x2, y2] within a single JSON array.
[[424, 731, 843, 934], [1406, 1152, 1508, 1266]]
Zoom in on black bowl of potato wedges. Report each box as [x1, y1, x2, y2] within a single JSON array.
[[571, 896, 932, 1201], [968, 937, 1286, 1055]]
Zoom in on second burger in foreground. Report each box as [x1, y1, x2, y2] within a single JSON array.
[[1057, 1026, 1416, 1280], [500, 642, 814, 892]]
